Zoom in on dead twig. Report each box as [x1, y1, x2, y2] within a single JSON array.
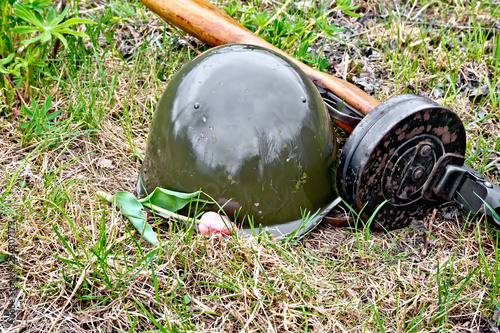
[[422, 209, 437, 256]]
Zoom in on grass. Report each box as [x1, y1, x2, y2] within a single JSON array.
[[1, 0, 500, 331]]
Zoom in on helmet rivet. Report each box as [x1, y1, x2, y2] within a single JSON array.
[[301, 96, 306, 103], [194, 102, 200, 109]]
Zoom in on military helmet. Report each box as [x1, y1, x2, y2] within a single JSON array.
[[137, 44, 340, 238]]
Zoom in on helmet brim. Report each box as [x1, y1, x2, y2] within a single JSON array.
[[239, 196, 341, 239]]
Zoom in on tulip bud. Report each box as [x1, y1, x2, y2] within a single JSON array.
[[198, 211, 237, 235]]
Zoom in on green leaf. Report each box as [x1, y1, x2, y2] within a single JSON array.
[[56, 30, 89, 38], [0, 253, 8, 263], [51, 31, 68, 48], [21, 34, 45, 46], [252, 10, 269, 27], [55, 28, 88, 36], [45, 110, 61, 120], [0, 53, 14, 65], [138, 187, 211, 213], [51, 5, 69, 27], [14, 4, 44, 27], [46, 8, 56, 26], [42, 95, 52, 112], [342, 9, 361, 17], [21, 104, 33, 117], [30, 98, 39, 116], [99, 191, 158, 246], [0, 33, 14, 55], [12, 3, 94, 51], [11, 26, 41, 34], [58, 18, 96, 28], [31, 61, 46, 67], [43, 123, 58, 130]]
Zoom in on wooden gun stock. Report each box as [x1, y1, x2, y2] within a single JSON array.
[[139, 0, 381, 133]]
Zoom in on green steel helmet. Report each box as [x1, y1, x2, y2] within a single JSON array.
[[137, 44, 340, 238]]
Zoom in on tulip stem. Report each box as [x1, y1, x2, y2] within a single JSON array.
[[141, 202, 202, 224]]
